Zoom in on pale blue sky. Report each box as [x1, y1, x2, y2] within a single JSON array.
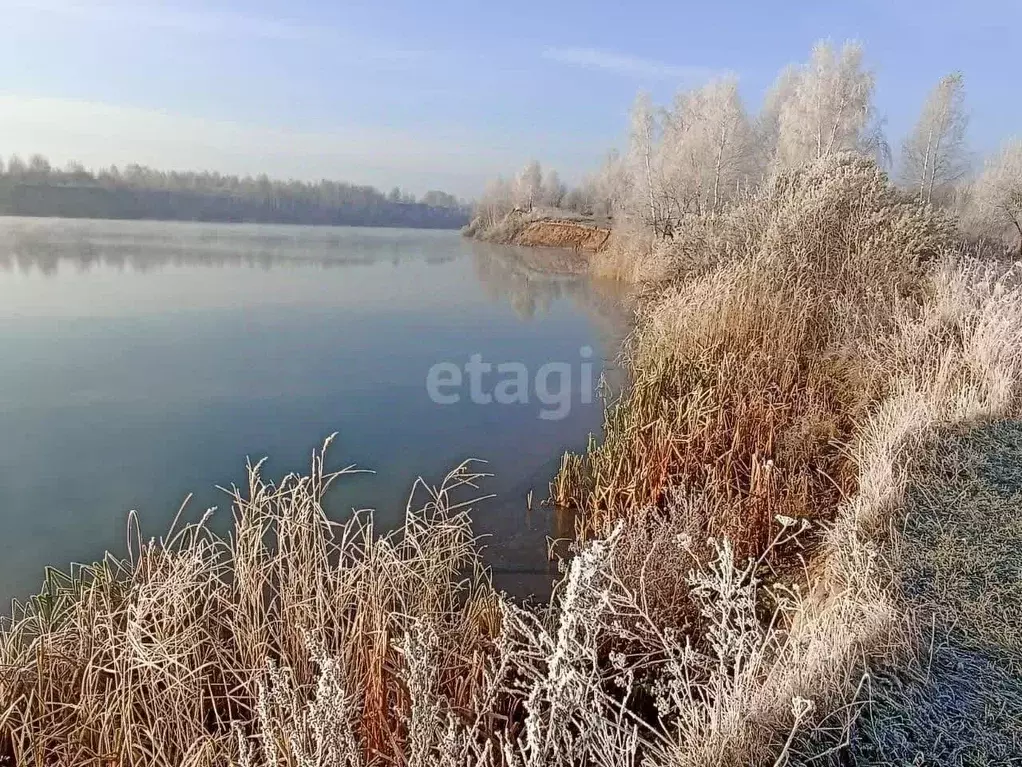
[[1, 0, 1018, 197]]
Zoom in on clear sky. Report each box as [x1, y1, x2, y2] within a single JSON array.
[[1, 0, 1018, 198]]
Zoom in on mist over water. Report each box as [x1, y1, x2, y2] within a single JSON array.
[[0, 218, 630, 602]]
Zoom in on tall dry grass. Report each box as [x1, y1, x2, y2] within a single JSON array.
[[547, 156, 1022, 761], [556, 155, 952, 554], [0, 446, 847, 766], [0, 448, 502, 765]]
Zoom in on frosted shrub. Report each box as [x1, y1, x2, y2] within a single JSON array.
[[242, 644, 363, 767]]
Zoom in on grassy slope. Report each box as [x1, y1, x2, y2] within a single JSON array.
[[853, 422, 1022, 764]]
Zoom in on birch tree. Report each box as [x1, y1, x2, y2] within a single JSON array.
[[772, 41, 878, 170], [756, 64, 799, 177], [900, 72, 969, 204], [513, 161, 543, 210], [970, 139, 1022, 256], [587, 150, 630, 218], [661, 77, 753, 216], [479, 176, 514, 226], [627, 92, 665, 234]]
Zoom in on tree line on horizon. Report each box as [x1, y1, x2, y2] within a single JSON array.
[[479, 41, 1022, 255], [0, 155, 471, 229]]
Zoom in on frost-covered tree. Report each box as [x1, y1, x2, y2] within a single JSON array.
[[566, 151, 628, 217], [513, 160, 543, 210], [592, 149, 629, 218], [755, 65, 799, 175], [772, 41, 880, 170], [541, 168, 566, 207], [627, 92, 665, 234], [970, 139, 1022, 256], [899, 72, 969, 204], [478, 176, 514, 226], [617, 79, 756, 231], [661, 77, 754, 217]]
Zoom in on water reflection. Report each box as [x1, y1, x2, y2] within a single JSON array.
[[471, 243, 582, 320], [0, 217, 633, 335], [469, 241, 632, 395], [0, 217, 633, 601], [0, 217, 459, 275]]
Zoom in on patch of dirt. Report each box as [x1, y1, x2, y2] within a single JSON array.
[[513, 219, 612, 253]]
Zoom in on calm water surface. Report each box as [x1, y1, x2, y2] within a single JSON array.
[[0, 218, 629, 602]]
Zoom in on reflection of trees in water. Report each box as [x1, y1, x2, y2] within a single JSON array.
[[470, 242, 581, 321], [0, 220, 634, 376], [469, 241, 635, 386], [0, 220, 459, 275]]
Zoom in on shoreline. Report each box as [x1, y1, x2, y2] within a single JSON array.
[[463, 208, 613, 254]]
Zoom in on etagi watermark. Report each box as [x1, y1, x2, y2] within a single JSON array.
[[426, 346, 596, 421]]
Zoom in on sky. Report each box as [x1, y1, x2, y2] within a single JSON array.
[[0, 0, 1019, 198]]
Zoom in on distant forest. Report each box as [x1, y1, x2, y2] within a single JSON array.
[[0, 155, 471, 229]]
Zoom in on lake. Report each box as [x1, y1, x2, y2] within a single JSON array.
[[0, 217, 630, 603]]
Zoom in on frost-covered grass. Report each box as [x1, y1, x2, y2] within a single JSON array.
[[0, 456, 501, 765], [851, 421, 1022, 764], [4, 155, 1022, 765], [556, 156, 947, 547]]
